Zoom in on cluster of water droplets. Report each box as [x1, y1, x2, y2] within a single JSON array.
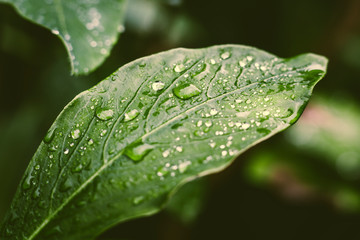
[[46, 1, 126, 74], [120, 47, 323, 181]]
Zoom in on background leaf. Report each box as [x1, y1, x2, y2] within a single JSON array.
[[165, 178, 208, 224], [0, 0, 127, 74], [287, 96, 360, 179], [0, 45, 326, 239]]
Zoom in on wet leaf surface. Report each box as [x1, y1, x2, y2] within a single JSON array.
[[0, 45, 327, 239]]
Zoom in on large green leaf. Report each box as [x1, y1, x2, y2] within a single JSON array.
[[0, 0, 127, 74], [0, 45, 327, 240]]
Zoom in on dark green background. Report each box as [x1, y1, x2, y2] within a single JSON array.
[[1, 0, 360, 239]]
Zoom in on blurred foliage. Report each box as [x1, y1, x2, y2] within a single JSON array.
[[0, 0, 127, 75], [165, 179, 208, 225], [1, 0, 360, 239], [341, 34, 360, 69], [287, 96, 360, 180]]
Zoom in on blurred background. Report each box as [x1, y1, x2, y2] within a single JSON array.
[[1, 0, 360, 239]]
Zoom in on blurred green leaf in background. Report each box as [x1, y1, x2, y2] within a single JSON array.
[[0, 0, 128, 75]]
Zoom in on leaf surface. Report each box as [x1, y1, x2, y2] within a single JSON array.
[[0, 0, 127, 74], [0, 45, 327, 239]]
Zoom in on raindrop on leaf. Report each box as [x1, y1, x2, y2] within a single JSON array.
[[44, 127, 57, 143], [174, 64, 185, 72], [71, 129, 81, 139], [124, 141, 154, 162], [96, 107, 114, 121], [124, 109, 139, 122], [152, 81, 165, 91], [173, 84, 202, 100]]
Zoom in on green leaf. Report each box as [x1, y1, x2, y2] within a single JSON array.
[[0, 0, 127, 75], [0, 45, 327, 240]]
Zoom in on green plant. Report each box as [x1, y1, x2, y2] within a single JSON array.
[[0, 1, 330, 240]]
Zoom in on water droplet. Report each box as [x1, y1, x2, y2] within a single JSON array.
[[100, 48, 107, 55], [174, 64, 185, 72], [117, 24, 125, 32], [96, 107, 114, 121], [152, 81, 165, 91], [304, 62, 325, 71], [71, 129, 81, 139], [239, 60, 246, 67], [124, 109, 139, 122], [72, 163, 84, 173], [32, 187, 40, 199], [220, 51, 230, 60], [51, 29, 59, 35], [44, 127, 57, 143], [133, 195, 145, 205], [178, 160, 191, 173], [162, 149, 170, 158], [210, 109, 218, 116], [48, 145, 57, 152], [100, 130, 107, 137], [157, 166, 169, 177], [124, 141, 154, 161], [60, 178, 73, 192], [173, 83, 202, 100], [22, 172, 33, 190], [246, 56, 253, 61], [194, 130, 204, 136], [205, 120, 212, 127], [175, 146, 183, 152], [90, 41, 97, 47]]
